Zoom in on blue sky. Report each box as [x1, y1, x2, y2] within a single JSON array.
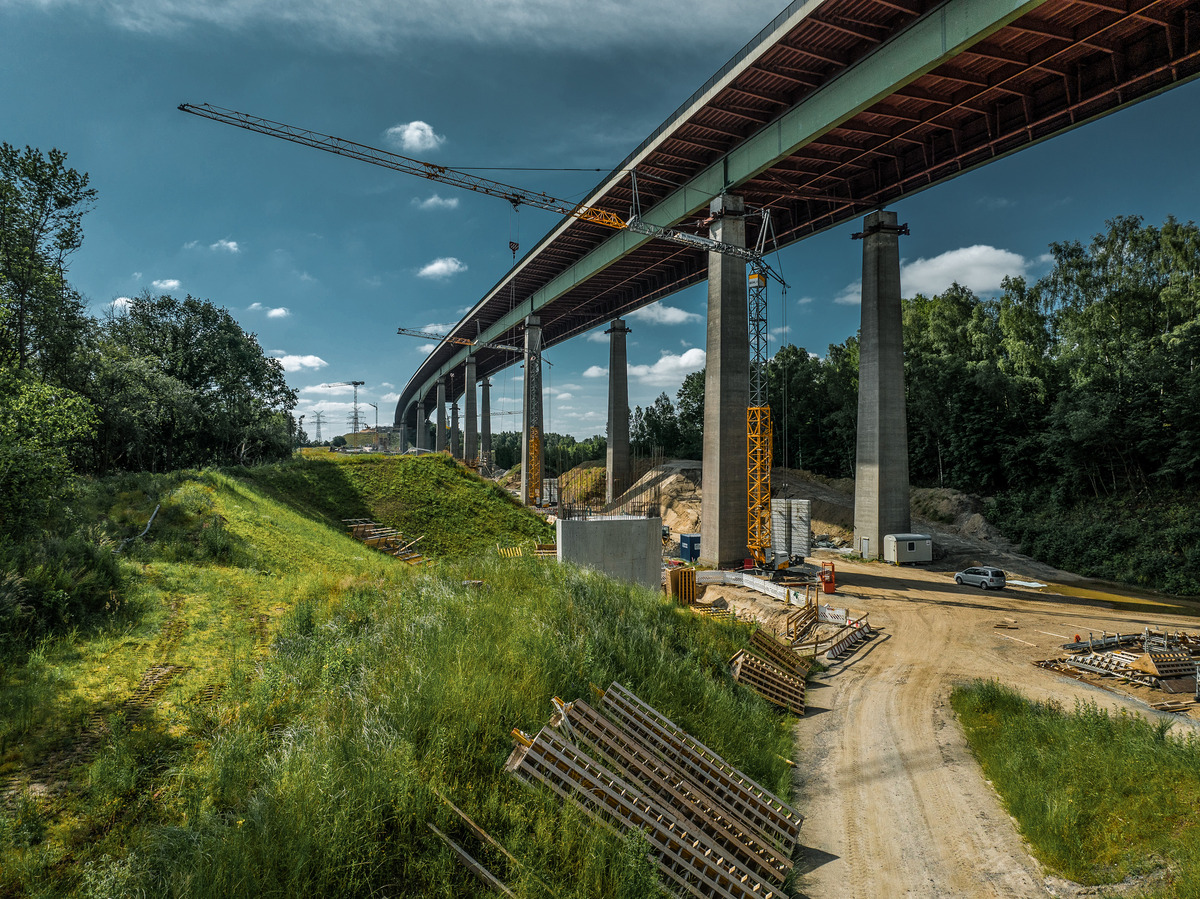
[[3, 0, 1198, 440]]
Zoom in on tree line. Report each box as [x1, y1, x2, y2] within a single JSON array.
[[1, 143, 298, 642]]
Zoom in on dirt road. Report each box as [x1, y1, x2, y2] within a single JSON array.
[[764, 555, 1200, 899]]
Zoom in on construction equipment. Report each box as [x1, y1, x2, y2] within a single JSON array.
[[178, 103, 785, 276], [320, 380, 365, 442], [396, 326, 523, 355], [745, 211, 788, 572]]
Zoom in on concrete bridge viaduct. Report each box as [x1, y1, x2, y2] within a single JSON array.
[[393, 0, 1200, 566]]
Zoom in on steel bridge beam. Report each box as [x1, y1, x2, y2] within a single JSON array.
[[401, 0, 1046, 411]]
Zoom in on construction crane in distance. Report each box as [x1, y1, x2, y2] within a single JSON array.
[[320, 380, 366, 438], [177, 103, 786, 282]]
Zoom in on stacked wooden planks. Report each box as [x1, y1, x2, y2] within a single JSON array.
[[342, 518, 428, 564], [506, 683, 801, 899]]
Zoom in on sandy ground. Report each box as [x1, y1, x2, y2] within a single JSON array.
[[705, 555, 1200, 899]]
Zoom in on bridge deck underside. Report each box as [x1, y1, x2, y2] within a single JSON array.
[[403, 0, 1199, 417]]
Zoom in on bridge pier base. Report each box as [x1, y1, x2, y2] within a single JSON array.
[[520, 315, 544, 505], [853, 209, 910, 559], [481, 377, 492, 466], [699, 194, 749, 568], [435, 379, 447, 453], [464, 355, 477, 464], [451, 400, 460, 459], [416, 401, 426, 450], [606, 319, 631, 504]]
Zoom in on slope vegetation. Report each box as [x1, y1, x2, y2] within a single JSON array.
[[0, 458, 793, 898]]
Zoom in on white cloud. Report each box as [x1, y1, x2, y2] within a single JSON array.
[[795, 296, 814, 306], [627, 303, 701, 325], [769, 325, 790, 338], [422, 322, 455, 335], [413, 193, 459, 210], [628, 348, 706, 387], [386, 121, 445, 153], [557, 392, 573, 401], [275, 354, 328, 372], [586, 330, 609, 344], [249, 302, 291, 318], [211, 238, 240, 253], [418, 257, 467, 280], [132, 271, 142, 280], [27, 0, 786, 51], [381, 392, 401, 402], [380, 381, 395, 389], [901, 245, 1029, 297], [417, 343, 437, 355], [833, 281, 862, 306], [302, 382, 353, 394], [183, 240, 199, 250], [111, 297, 132, 310], [151, 278, 180, 291], [584, 365, 608, 378]]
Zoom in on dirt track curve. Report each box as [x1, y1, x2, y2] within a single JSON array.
[[765, 555, 1200, 899]]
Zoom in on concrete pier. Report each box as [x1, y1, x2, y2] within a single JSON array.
[[699, 195, 749, 568], [480, 377, 492, 466], [416, 400, 426, 450], [435, 379, 447, 453], [450, 401, 460, 459], [520, 315, 544, 505], [853, 209, 910, 559], [464, 355, 477, 464], [606, 319, 631, 504]]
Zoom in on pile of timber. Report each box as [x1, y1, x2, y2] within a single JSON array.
[[507, 683, 801, 899], [667, 567, 698, 604], [342, 518, 428, 564], [729, 628, 814, 715], [496, 541, 558, 560]]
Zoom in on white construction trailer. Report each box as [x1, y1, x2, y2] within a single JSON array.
[[884, 533, 933, 564]]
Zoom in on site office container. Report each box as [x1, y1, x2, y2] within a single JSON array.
[[884, 533, 933, 564]]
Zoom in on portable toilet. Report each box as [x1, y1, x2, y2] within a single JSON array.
[[884, 533, 933, 564], [680, 533, 701, 563]]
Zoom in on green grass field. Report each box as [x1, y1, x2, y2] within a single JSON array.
[[952, 680, 1200, 896], [0, 454, 794, 898]]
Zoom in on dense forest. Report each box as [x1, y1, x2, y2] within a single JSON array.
[[632, 214, 1200, 592], [1, 144, 299, 644]]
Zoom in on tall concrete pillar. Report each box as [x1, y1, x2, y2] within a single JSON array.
[[481, 377, 492, 465], [435, 379, 447, 453], [416, 400, 426, 450], [400, 420, 408, 453], [450, 401, 460, 459], [699, 195, 749, 568], [464, 355, 478, 464], [606, 319, 631, 504], [520, 315, 543, 505], [853, 209, 910, 559]]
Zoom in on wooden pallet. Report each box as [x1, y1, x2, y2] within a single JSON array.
[[600, 683, 802, 855], [694, 605, 735, 622], [749, 629, 812, 679], [555, 699, 791, 883], [1150, 699, 1196, 712], [730, 651, 806, 715], [506, 727, 776, 899]]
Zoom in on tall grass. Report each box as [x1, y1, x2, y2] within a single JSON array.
[[1, 462, 793, 898], [952, 680, 1200, 895]]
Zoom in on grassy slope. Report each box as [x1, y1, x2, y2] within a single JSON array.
[[0, 459, 794, 898], [236, 451, 553, 556], [953, 681, 1200, 896]]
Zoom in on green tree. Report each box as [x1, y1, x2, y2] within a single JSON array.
[[0, 144, 96, 376], [675, 369, 705, 459]]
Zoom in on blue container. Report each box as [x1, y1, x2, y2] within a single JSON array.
[[680, 533, 701, 563]]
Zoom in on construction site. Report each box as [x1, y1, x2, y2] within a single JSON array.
[[169, 2, 1200, 894]]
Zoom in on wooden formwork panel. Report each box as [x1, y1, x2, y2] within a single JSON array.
[[784, 607, 816, 642], [695, 606, 735, 622], [731, 651, 806, 715], [601, 683, 802, 854], [668, 568, 699, 604], [1136, 650, 1196, 678], [556, 699, 791, 883], [505, 727, 776, 899], [749, 629, 811, 679]]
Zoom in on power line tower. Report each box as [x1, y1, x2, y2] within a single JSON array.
[[310, 410, 326, 443]]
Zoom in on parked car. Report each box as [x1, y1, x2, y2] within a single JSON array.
[[955, 567, 1006, 590]]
